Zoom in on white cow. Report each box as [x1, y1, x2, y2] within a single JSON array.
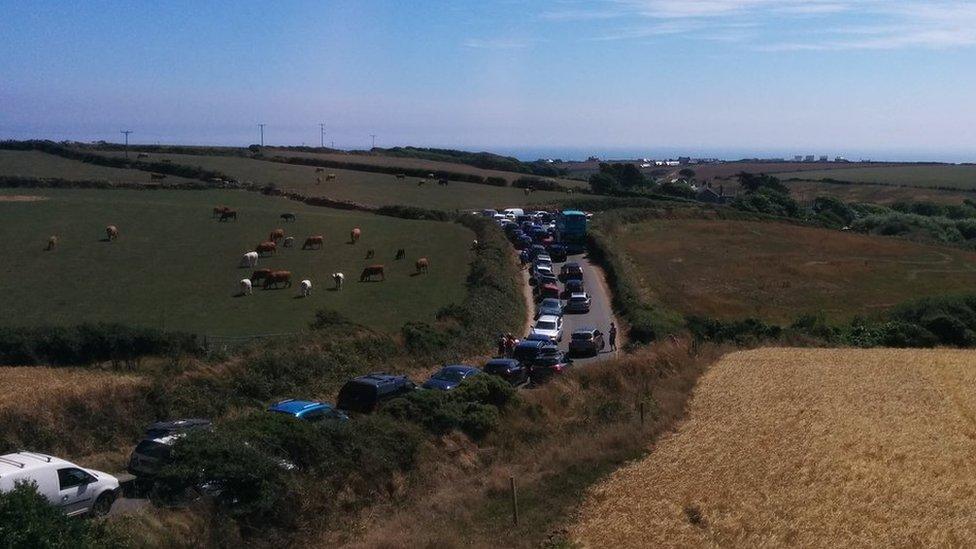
[[299, 279, 312, 297], [239, 278, 253, 295], [332, 272, 344, 290], [240, 251, 259, 268], [283, 236, 295, 248]]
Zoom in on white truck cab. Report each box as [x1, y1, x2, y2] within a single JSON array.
[[0, 452, 120, 516]]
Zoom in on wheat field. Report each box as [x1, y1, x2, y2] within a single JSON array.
[[572, 348, 976, 548]]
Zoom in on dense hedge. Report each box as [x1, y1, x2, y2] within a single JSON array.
[[0, 323, 200, 366], [261, 153, 489, 184], [0, 175, 211, 191], [372, 146, 567, 177], [0, 482, 123, 548], [0, 140, 234, 183]]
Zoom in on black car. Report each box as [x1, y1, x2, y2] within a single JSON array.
[[483, 358, 529, 386], [561, 279, 585, 299], [337, 373, 416, 414], [530, 347, 573, 383], [129, 419, 213, 477], [560, 262, 584, 281], [512, 340, 553, 364], [143, 418, 212, 439], [547, 244, 567, 262]]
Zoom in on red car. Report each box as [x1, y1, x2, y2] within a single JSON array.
[[533, 283, 560, 301]]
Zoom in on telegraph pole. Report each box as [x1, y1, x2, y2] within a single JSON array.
[[370, 134, 376, 149], [319, 123, 326, 148], [120, 130, 132, 159], [258, 124, 266, 147]]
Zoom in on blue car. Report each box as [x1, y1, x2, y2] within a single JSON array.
[[268, 399, 348, 421], [422, 365, 481, 391]]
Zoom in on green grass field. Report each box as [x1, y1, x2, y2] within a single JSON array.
[[0, 150, 198, 185], [778, 165, 976, 189], [93, 151, 584, 210], [0, 188, 473, 335], [614, 218, 976, 323]]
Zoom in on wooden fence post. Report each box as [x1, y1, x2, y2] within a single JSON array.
[[510, 475, 519, 526]]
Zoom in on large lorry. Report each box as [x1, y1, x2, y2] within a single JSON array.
[[556, 210, 588, 254]]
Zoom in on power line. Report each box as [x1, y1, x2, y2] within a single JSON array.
[[120, 130, 133, 159], [370, 134, 376, 149], [258, 123, 266, 147]]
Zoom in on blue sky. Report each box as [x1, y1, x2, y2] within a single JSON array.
[[1, 1, 975, 160]]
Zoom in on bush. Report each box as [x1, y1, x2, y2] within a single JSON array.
[[382, 375, 514, 440], [0, 323, 200, 366], [686, 316, 782, 345], [0, 481, 121, 548], [484, 176, 508, 187]]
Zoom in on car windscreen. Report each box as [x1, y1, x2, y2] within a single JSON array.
[[569, 296, 587, 302], [135, 440, 172, 460], [535, 321, 556, 330], [572, 332, 593, 340], [433, 369, 467, 382]]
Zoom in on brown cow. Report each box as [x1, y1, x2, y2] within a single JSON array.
[[359, 264, 385, 282], [106, 225, 119, 240], [212, 206, 230, 218], [415, 257, 429, 274], [45, 236, 58, 251], [264, 270, 292, 289], [302, 235, 324, 250], [255, 241, 277, 256], [219, 209, 238, 221], [269, 228, 285, 242], [326, 173, 336, 181], [350, 227, 361, 244], [315, 167, 325, 173], [250, 269, 272, 283]]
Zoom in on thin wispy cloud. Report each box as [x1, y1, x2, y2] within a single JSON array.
[[541, 1, 976, 51]]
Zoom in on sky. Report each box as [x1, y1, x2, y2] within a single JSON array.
[[1, 0, 975, 161]]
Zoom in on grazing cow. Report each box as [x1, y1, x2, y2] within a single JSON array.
[[250, 269, 272, 284], [45, 236, 58, 251], [395, 248, 405, 260], [359, 264, 385, 282], [212, 206, 230, 218], [350, 227, 361, 243], [269, 228, 285, 242], [471, 240, 479, 250], [302, 235, 324, 250], [332, 272, 344, 290], [264, 270, 292, 289], [523, 188, 531, 196], [239, 278, 253, 296], [395, 173, 406, 181], [280, 213, 296, 222], [137, 153, 149, 159], [427, 173, 435, 179], [365, 249, 374, 259], [438, 179, 449, 186], [315, 167, 325, 173], [283, 236, 295, 248], [326, 173, 336, 181], [219, 209, 238, 221], [106, 225, 119, 241], [240, 251, 259, 268], [255, 241, 277, 256], [299, 279, 312, 297], [150, 173, 167, 181], [415, 257, 430, 274]]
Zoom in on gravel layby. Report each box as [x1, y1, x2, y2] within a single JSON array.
[[572, 347, 976, 548]]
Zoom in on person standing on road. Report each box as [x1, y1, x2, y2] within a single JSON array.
[[608, 322, 617, 351]]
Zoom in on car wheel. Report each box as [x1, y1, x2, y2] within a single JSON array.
[[92, 491, 116, 516]]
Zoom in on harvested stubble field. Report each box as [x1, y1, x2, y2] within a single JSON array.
[[616, 218, 976, 322], [0, 188, 472, 335], [784, 179, 975, 206], [0, 150, 198, 185], [92, 151, 580, 209], [573, 347, 976, 548], [778, 164, 976, 189]]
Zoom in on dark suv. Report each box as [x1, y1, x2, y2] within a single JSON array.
[[128, 419, 213, 477], [483, 358, 529, 386], [337, 373, 416, 413], [512, 340, 552, 365]]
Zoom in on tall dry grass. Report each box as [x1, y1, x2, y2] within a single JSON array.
[[316, 339, 724, 548], [573, 347, 976, 548]]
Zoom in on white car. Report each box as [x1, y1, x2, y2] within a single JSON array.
[[535, 254, 553, 264], [531, 314, 563, 343], [0, 452, 120, 516]]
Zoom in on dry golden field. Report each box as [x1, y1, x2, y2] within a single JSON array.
[[573, 348, 976, 548], [0, 366, 146, 409]]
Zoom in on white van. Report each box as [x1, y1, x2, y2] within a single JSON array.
[[0, 452, 120, 516], [503, 208, 525, 218]]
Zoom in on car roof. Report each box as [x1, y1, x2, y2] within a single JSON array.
[[268, 399, 330, 414], [0, 452, 71, 475], [486, 358, 519, 365], [563, 262, 581, 268], [351, 373, 408, 385], [537, 314, 560, 322], [569, 292, 589, 299], [515, 339, 546, 348], [573, 327, 599, 334]]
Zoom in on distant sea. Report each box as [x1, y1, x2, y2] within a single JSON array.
[[488, 146, 976, 164]]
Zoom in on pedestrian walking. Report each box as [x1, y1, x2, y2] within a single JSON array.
[[608, 322, 617, 351]]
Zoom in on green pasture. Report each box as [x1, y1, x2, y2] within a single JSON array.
[[94, 151, 587, 210], [0, 150, 198, 185], [0, 188, 473, 336], [778, 165, 976, 190]]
